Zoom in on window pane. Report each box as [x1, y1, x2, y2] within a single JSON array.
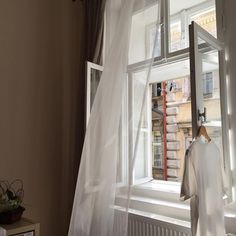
[[169, 19, 182, 52], [129, 2, 161, 64], [196, 39, 223, 154], [131, 71, 151, 181], [189, 8, 216, 38], [90, 68, 102, 108], [169, 0, 216, 53], [150, 60, 192, 182], [135, 131, 148, 179], [132, 71, 148, 130], [86, 63, 103, 126]]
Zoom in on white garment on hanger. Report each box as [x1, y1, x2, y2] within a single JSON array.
[[181, 137, 226, 236]]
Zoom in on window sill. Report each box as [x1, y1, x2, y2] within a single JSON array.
[[132, 179, 182, 202], [117, 179, 190, 222], [225, 203, 236, 218], [225, 203, 236, 234], [116, 179, 236, 233]]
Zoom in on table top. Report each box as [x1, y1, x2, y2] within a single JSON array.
[[0, 218, 39, 235]]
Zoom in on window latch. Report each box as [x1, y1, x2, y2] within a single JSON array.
[[198, 107, 207, 123]]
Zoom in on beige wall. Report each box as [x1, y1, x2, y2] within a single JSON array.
[[0, 0, 85, 235]]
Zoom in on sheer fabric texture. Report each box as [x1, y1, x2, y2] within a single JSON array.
[[68, 0, 159, 235], [181, 137, 227, 236]]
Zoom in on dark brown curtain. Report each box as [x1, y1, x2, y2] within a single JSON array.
[[85, 0, 106, 65]]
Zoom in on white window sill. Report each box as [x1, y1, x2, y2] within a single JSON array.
[[116, 179, 236, 232], [116, 179, 190, 222], [132, 179, 182, 203], [225, 203, 236, 218], [135, 179, 181, 194]]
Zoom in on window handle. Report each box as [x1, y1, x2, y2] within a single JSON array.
[[198, 107, 207, 123]]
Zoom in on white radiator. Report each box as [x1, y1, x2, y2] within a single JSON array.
[[128, 213, 191, 236], [114, 208, 191, 236]]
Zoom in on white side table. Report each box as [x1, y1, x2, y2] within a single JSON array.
[[0, 218, 39, 236]]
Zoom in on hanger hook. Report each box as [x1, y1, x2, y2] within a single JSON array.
[[198, 107, 207, 125]]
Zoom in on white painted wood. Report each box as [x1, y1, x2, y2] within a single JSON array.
[[128, 212, 191, 236], [147, 85, 153, 178], [189, 21, 233, 202], [86, 61, 104, 127], [0, 218, 40, 236]]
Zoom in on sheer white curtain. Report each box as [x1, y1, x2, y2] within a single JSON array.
[[68, 0, 159, 235]]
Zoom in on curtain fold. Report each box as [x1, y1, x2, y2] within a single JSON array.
[[69, 0, 160, 235], [85, 0, 106, 64]]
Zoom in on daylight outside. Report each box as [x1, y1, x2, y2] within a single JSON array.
[[150, 3, 220, 181]]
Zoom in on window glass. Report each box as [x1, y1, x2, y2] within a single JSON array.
[[90, 69, 102, 109], [151, 61, 192, 181], [169, 19, 182, 52], [129, 2, 161, 64], [130, 70, 151, 181], [150, 46, 223, 181], [135, 131, 149, 179], [195, 39, 223, 154], [189, 8, 217, 37], [168, 0, 216, 53], [203, 72, 213, 97], [128, 0, 225, 184], [86, 62, 103, 126]]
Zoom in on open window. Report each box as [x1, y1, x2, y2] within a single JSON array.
[[86, 62, 104, 127], [128, 70, 152, 184], [150, 61, 192, 181], [86, 61, 128, 185], [189, 21, 231, 198], [129, 0, 162, 64], [86, 1, 231, 199], [129, 12, 231, 196], [168, 0, 216, 55]]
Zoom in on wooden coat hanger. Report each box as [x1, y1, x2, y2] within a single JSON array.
[[197, 125, 211, 142], [197, 108, 211, 142]]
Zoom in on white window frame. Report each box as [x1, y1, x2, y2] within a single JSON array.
[[128, 56, 191, 188], [85, 0, 233, 217], [189, 21, 232, 201], [86, 61, 129, 186], [86, 61, 104, 127], [127, 0, 233, 203], [166, 0, 216, 58], [127, 71, 153, 185]]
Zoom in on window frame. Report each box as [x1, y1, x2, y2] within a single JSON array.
[[189, 21, 232, 201], [128, 55, 191, 186], [129, 0, 163, 65], [86, 61, 129, 186], [166, 0, 216, 58], [86, 61, 104, 127], [128, 71, 153, 185], [127, 0, 232, 202], [86, 0, 232, 206]]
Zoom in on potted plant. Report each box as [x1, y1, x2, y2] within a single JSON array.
[[0, 180, 25, 224]]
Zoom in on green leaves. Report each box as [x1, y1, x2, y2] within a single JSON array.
[[6, 190, 14, 200], [0, 180, 24, 213]]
